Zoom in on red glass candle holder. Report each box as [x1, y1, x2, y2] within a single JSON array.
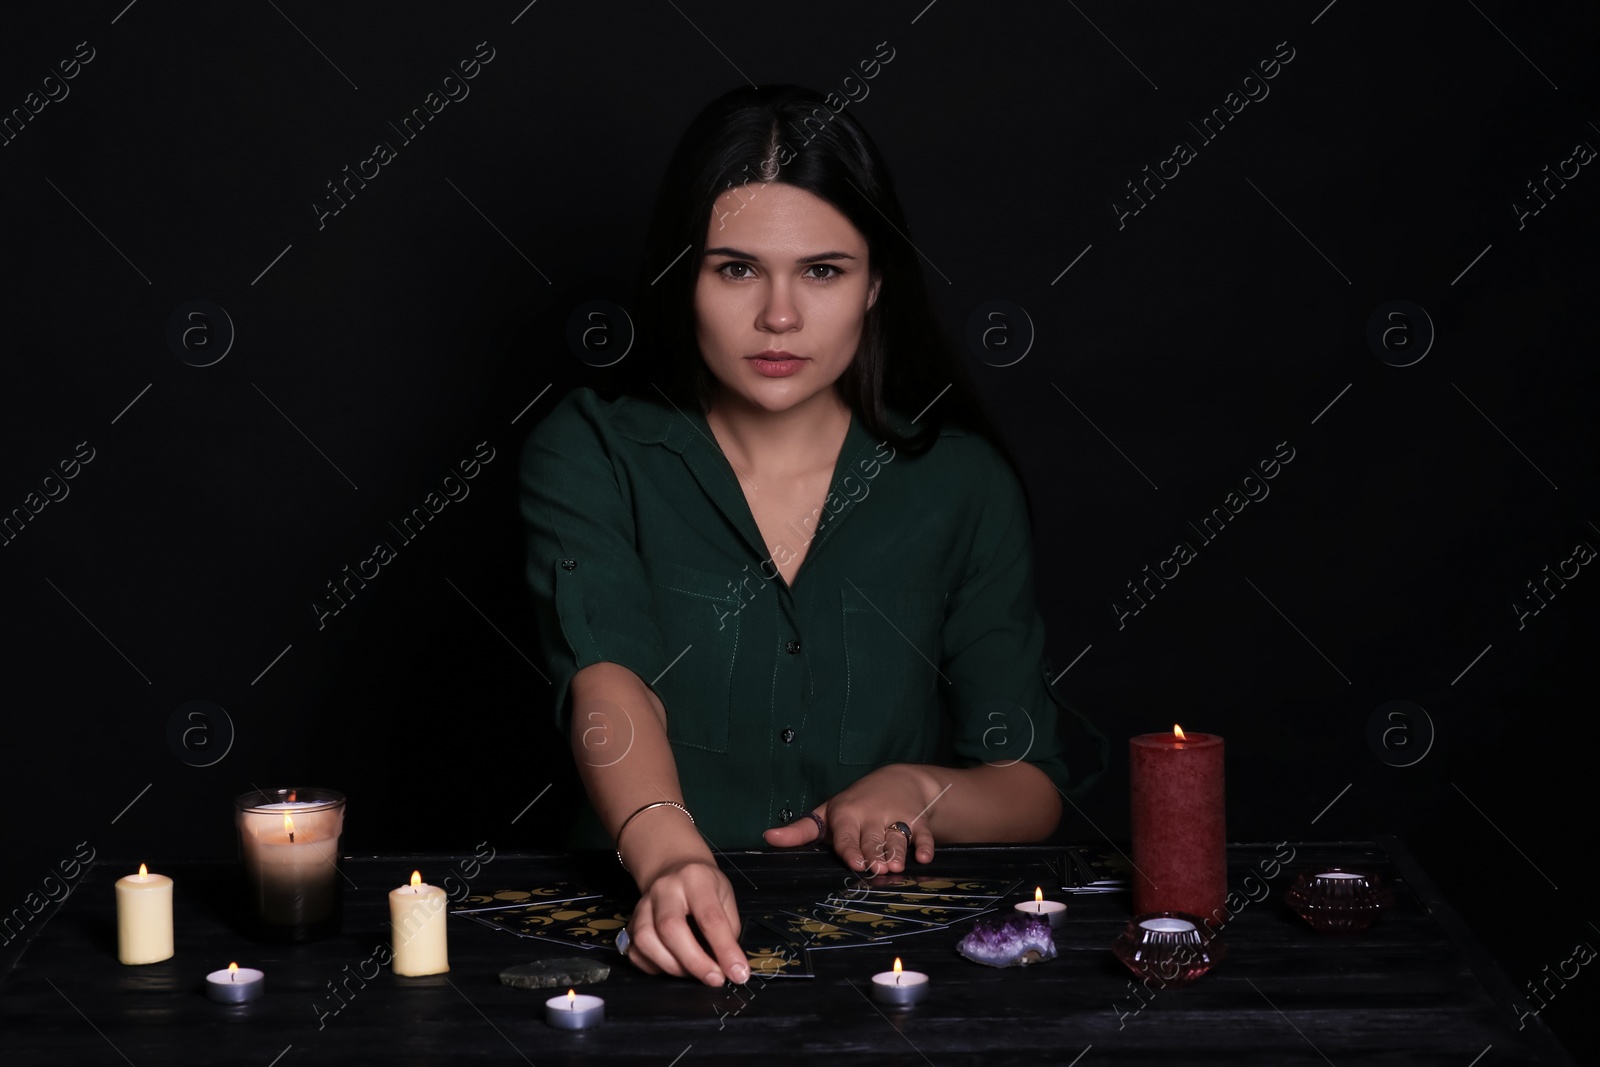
[[1111, 912, 1224, 987], [1284, 868, 1392, 932]]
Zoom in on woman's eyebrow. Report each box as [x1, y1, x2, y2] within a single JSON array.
[[702, 246, 858, 265]]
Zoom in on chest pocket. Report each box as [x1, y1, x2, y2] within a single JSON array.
[[839, 581, 946, 765], [649, 560, 745, 754]]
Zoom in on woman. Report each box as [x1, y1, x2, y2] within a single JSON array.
[[520, 84, 1102, 988]]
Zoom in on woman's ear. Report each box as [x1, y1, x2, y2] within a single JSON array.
[[866, 272, 882, 312]]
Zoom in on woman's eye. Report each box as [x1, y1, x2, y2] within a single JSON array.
[[715, 262, 840, 280]]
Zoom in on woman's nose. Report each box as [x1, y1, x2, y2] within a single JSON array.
[[757, 283, 800, 331]]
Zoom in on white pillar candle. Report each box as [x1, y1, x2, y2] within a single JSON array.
[[115, 864, 173, 965], [236, 795, 345, 929], [205, 962, 265, 1004], [871, 958, 929, 1006], [390, 871, 449, 976], [545, 989, 605, 1030], [1014, 887, 1068, 929]]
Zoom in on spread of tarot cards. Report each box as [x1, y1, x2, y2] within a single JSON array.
[[450, 873, 1023, 979]]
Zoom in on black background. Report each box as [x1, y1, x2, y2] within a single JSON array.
[[3, 1, 1596, 1057]]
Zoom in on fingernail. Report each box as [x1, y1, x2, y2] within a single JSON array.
[[705, 969, 724, 986]]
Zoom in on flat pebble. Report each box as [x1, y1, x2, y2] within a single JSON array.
[[499, 958, 612, 990]]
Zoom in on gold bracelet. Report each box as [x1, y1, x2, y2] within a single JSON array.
[[615, 800, 695, 871]]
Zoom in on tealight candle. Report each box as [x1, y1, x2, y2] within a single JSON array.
[[115, 864, 174, 965], [205, 962, 265, 1004], [1014, 887, 1067, 929], [545, 988, 605, 1030], [390, 870, 449, 976], [871, 958, 929, 1007]]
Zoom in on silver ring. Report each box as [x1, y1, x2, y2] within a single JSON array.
[[886, 821, 913, 846], [616, 927, 631, 956]]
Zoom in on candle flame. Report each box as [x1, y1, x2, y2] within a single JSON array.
[[287, 789, 297, 802], [138, 863, 147, 877], [567, 988, 576, 1006], [893, 957, 903, 975], [1035, 886, 1044, 903], [228, 962, 239, 979], [1174, 724, 1187, 740], [411, 870, 422, 888]]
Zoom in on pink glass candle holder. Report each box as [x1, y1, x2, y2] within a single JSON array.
[[1284, 868, 1392, 932], [1112, 912, 1224, 987]]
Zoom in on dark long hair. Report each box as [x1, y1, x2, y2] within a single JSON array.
[[622, 83, 1022, 479]]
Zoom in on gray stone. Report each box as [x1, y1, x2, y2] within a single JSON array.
[[498, 958, 612, 990]]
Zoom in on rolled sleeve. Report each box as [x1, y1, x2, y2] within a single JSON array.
[[519, 392, 669, 736], [940, 447, 1105, 800]]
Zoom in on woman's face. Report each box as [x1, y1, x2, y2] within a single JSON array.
[[694, 181, 880, 416]]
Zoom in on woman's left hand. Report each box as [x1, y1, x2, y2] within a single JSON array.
[[761, 763, 943, 874]]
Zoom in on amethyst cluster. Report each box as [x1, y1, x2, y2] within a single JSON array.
[[956, 913, 1058, 967]]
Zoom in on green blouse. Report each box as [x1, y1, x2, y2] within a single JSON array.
[[519, 386, 1101, 849]]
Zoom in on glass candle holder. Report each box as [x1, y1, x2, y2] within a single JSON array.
[[235, 787, 346, 942], [1112, 912, 1224, 987], [1284, 868, 1392, 932]]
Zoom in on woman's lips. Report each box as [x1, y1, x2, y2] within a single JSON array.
[[747, 354, 805, 377]]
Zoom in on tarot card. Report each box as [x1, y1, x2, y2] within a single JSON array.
[[1056, 847, 1132, 893], [751, 909, 884, 950], [783, 904, 942, 940], [841, 873, 1021, 899], [819, 897, 996, 926], [457, 910, 520, 936], [835, 889, 1004, 907], [464, 899, 631, 949], [737, 934, 814, 978], [451, 882, 602, 912]]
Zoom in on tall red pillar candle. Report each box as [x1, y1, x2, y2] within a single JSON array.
[[1130, 727, 1225, 920]]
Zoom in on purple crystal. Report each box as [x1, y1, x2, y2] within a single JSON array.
[[956, 913, 1058, 967]]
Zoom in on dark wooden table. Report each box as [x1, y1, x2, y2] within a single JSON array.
[[0, 838, 1574, 1065]]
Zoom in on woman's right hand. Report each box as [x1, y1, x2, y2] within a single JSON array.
[[566, 663, 750, 987], [624, 854, 750, 987]]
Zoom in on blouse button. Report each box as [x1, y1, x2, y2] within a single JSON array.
[[780, 727, 796, 744], [560, 559, 577, 571], [779, 807, 794, 824], [785, 639, 802, 654]]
